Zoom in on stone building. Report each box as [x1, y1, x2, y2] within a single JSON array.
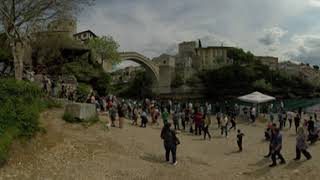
[[111, 66, 144, 85], [256, 56, 278, 70], [195, 46, 232, 70], [153, 40, 233, 84], [73, 30, 97, 42]]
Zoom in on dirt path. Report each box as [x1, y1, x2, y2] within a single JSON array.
[[0, 109, 319, 180]]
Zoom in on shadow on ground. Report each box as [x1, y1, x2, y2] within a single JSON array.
[[140, 153, 165, 164]]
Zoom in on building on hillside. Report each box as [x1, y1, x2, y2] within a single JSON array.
[[256, 56, 278, 70], [111, 66, 144, 85], [47, 17, 77, 38], [73, 30, 98, 42], [195, 46, 233, 70], [276, 61, 320, 86], [153, 41, 234, 84]]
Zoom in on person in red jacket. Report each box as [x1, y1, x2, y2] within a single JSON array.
[[194, 109, 203, 136]]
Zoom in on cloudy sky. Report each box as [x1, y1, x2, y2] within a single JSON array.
[[78, 0, 320, 67]]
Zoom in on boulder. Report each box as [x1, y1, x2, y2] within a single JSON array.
[[65, 103, 97, 120]]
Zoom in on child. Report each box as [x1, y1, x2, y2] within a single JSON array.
[[237, 129, 244, 152]]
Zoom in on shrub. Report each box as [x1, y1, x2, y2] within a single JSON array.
[[76, 83, 92, 103], [0, 78, 45, 164], [253, 79, 272, 92]]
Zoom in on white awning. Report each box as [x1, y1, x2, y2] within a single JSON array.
[[238, 91, 276, 104]]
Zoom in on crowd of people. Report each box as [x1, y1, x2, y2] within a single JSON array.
[[81, 95, 319, 167]]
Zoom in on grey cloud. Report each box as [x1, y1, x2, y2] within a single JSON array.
[[258, 27, 288, 46], [79, 0, 318, 65], [287, 35, 320, 64]]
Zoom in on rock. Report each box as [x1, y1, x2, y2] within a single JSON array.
[[65, 102, 97, 120]]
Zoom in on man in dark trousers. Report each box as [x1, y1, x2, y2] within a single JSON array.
[[265, 123, 277, 158], [237, 129, 244, 152], [269, 128, 286, 167]]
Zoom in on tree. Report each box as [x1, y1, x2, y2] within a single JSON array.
[[253, 79, 272, 92], [227, 48, 255, 65], [313, 65, 319, 70], [0, 0, 92, 80], [87, 35, 120, 66]]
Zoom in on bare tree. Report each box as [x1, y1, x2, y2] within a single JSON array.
[[0, 0, 92, 80]]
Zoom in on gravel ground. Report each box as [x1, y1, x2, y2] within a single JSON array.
[[0, 109, 319, 180]]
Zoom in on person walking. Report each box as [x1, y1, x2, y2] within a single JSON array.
[[194, 109, 203, 136], [154, 106, 160, 126], [118, 103, 126, 129], [221, 115, 229, 137], [251, 107, 256, 123], [307, 117, 315, 135], [294, 127, 312, 161], [229, 116, 237, 131], [140, 109, 148, 128], [109, 104, 117, 127], [237, 129, 244, 152], [216, 112, 222, 128], [269, 128, 286, 167], [132, 106, 139, 126], [160, 123, 180, 166], [287, 111, 293, 129], [203, 113, 212, 140], [180, 110, 186, 131], [265, 123, 277, 158], [294, 113, 301, 133], [282, 111, 287, 128], [173, 111, 180, 130], [162, 108, 169, 125]]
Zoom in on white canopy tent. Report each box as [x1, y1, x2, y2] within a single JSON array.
[[238, 91, 276, 104]]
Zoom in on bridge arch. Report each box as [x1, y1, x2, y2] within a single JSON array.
[[119, 52, 159, 83]]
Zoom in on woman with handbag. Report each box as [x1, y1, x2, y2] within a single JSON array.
[[160, 123, 180, 166]]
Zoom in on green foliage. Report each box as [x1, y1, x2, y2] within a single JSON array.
[[62, 61, 102, 82], [171, 74, 184, 88], [227, 48, 255, 65], [90, 75, 112, 96], [313, 65, 319, 70], [41, 98, 63, 109], [75, 83, 92, 103], [253, 79, 272, 92], [62, 61, 112, 96], [200, 63, 318, 99], [118, 71, 153, 98], [0, 79, 47, 164], [87, 35, 120, 65]]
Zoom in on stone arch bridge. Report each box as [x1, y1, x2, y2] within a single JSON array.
[[119, 52, 159, 83], [118, 52, 173, 95]]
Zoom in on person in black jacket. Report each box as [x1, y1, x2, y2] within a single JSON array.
[[160, 123, 180, 166]]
